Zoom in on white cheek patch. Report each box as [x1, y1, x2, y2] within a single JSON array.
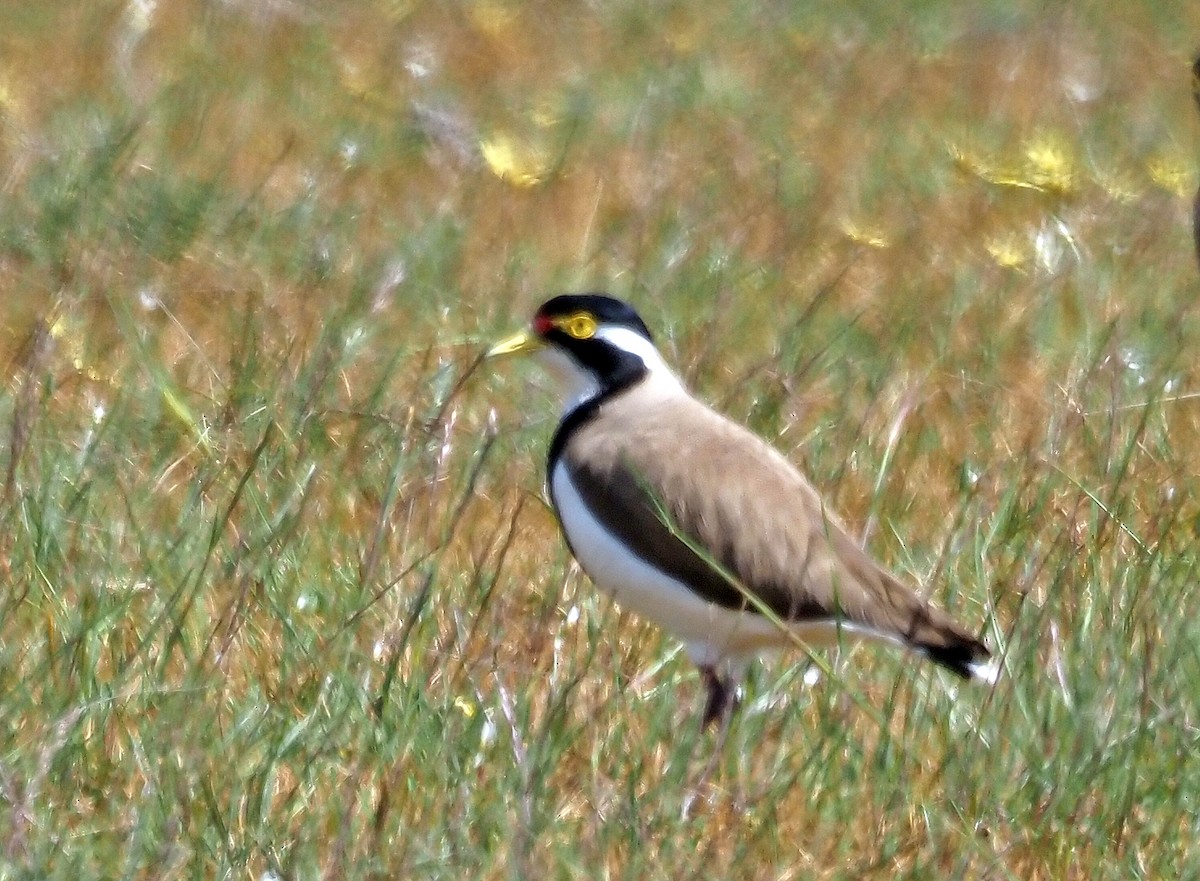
[[534, 346, 602, 415], [593, 326, 678, 381], [531, 325, 681, 416]]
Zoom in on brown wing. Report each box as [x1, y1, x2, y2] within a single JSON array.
[[561, 385, 986, 666]]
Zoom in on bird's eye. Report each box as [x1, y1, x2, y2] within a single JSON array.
[[559, 312, 597, 340]]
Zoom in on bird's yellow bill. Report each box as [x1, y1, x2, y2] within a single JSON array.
[[487, 329, 544, 358]]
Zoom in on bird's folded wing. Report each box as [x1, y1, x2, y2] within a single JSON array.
[[559, 394, 910, 628]]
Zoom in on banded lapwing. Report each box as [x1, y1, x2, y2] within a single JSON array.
[[491, 294, 997, 726]]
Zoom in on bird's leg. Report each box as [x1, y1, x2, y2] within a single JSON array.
[[699, 666, 739, 729], [682, 666, 740, 818]]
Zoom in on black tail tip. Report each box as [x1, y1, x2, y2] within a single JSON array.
[[923, 640, 999, 685]]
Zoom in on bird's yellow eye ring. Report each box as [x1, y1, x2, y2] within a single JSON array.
[[555, 312, 598, 340]]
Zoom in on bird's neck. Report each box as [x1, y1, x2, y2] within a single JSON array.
[[562, 355, 683, 419]]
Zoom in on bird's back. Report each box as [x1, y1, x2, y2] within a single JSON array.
[[558, 380, 989, 673]]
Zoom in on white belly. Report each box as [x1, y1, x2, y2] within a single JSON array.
[[549, 462, 882, 667]]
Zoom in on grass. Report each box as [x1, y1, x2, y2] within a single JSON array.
[[1, 1, 1199, 878]]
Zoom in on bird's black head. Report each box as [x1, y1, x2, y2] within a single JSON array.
[[488, 292, 667, 405], [532, 293, 654, 345], [526, 293, 657, 395]]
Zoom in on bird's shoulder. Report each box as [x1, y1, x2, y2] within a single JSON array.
[[566, 383, 829, 520], [560, 383, 887, 599]]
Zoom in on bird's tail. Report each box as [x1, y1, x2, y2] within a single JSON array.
[[921, 635, 999, 685], [905, 601, 999, 685]]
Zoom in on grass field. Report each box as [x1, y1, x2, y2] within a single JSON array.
[[1, 2, 1199, 878]]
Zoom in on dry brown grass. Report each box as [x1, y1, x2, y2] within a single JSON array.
[[1, 2, 1199, 878]]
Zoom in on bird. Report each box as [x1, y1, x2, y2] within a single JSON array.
[[489, 293, 997, 727]]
